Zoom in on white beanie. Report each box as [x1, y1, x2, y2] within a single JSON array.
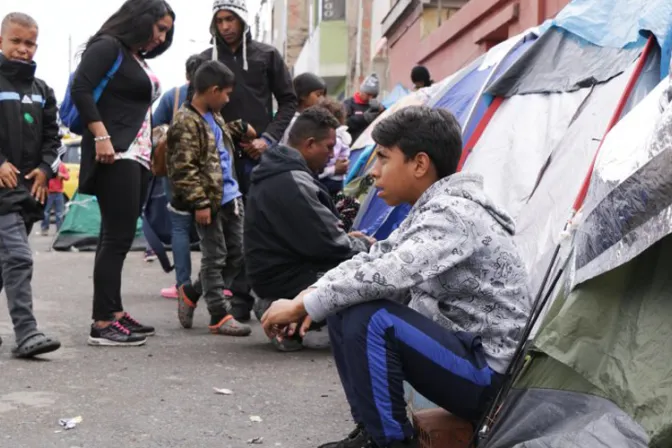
[[360, 74, 380, 96], [212, 0, 250, 70]]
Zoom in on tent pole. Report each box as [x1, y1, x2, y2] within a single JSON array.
[[471, 34, 656, 446]]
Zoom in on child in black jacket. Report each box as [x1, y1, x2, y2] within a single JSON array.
[[0, 12, 61, 357]]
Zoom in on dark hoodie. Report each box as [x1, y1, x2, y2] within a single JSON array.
[[202, 26, 297, 193], [244, 144, 371, 299], [0, 54, 59, 223]]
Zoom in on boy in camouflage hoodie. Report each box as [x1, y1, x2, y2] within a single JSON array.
[[167, 60, 255, 337]]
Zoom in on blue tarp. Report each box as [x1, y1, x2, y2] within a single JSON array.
[[540, 0, 672, 78], [355, 37, 536, 240], [382, 83, 409, 109]]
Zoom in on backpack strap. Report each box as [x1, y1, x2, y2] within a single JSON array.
[[171, 87, 180, 123], [93, 51, 123, 102]]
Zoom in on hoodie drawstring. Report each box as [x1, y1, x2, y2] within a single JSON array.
[[211, 27, 249, 71]]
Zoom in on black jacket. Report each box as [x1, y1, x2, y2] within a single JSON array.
[[202, 34, 296, 143], [0, 54, 60, 223], [343, 97, 383, 143], [244, 145, 370, 299], [71, 35, 155, 194]]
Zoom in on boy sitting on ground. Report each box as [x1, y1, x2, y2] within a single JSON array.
[[261, 106, 531, 448], [244, 107, 372, 351], [167, 60, 255, 337], [0, 12, 61, 357]]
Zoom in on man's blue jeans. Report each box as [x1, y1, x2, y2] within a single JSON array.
[[163, 177, 192, 287]]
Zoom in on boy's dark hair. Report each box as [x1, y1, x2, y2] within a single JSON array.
[[193, 60, 235, 94], [317, 97, 346, 123], [1, 12, 38, 33], [88, 0, 175, 59], [288, 106, 340, 148], [372, 106, 462, 179], [185, 54, 206, 82]]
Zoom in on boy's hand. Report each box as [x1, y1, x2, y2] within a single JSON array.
[[25, 168, 47, 204], [0, 161, 20, 189], [195, 207, 211, 226], [349, 230, 376, 245], [335, 158, 349, 175], [260, 298, 308, 340], [245, 124, 257, 139]]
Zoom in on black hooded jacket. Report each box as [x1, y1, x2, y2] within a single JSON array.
[[201, 32, 297, 145], [0, 54, 60, 223], [244, 145, 371, 299]]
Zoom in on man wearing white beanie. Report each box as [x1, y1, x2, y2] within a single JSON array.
[[202, 0, 296, 195], [343, 74, 385, 143], [201, 0, 297, 321]]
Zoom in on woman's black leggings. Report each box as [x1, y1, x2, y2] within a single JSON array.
[[92, 160, 149, 321]]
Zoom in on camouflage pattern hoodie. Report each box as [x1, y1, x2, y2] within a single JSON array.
[[166, 103, 246, 212], [303, 173, 531, 374]]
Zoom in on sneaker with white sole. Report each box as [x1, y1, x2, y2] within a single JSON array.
[[87, 322, 147, 346]]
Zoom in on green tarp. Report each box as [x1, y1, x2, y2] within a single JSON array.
[[52, 192, 145, 252]]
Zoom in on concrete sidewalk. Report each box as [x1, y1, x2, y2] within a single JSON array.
[[0, 233, 352, 448]]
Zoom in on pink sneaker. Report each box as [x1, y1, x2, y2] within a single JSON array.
[[161, 285, 179, 299]]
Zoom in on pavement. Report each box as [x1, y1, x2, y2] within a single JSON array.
[[0, 231, 353, 448]]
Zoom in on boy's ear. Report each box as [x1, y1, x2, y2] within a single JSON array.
[[413, 152, 432, 178]]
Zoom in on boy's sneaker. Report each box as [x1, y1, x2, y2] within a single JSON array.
[[209, 315, 252, 337], [117, 312, 155, 336], [178, 285, 198, 329], [144, 250, 157, 262], [319, 424, 371, 448], [88, 322, 147, 347]]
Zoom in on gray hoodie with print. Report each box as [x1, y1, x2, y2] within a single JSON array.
[[303, 173, 531, 374]]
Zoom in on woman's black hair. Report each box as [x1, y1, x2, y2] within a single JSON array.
[[411, 65, 433, 88], [88, 0, 175, 59], [185, 54, 207, 82], [189, 61, 236, 99]]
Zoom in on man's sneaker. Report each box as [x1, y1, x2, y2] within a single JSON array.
[[178, 285, 197, 329], [118, 312, 155, 336], [209, 315, 252, 337], [161, 285, 179, 299], [88, 322, 147, 347], [318, 424, 371, 448]]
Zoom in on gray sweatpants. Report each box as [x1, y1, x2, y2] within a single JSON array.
[[0, 212, 40, 344], [194, 199, 244, 317]]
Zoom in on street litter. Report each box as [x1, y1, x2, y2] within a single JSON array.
[[247, 437, 264, 444], [250, 415, 263, 423], [213, 388, 233, 395], [58, 416, 82, 430]]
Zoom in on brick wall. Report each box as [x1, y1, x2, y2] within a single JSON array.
[[285, 0, 310, 70]]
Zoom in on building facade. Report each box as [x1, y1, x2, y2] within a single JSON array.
[[268, 0, 311, 71], [286, 0, 376, 98], [382, 0, 571, 88]]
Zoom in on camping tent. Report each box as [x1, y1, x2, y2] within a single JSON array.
[[349, 29, 540, 239], [484, 73, 672, 448], [52, 192, 146, 251]]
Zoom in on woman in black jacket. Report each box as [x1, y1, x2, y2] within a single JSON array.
[[72, 0, 174, 347]]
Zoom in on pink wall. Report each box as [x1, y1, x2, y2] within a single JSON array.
[[386, 0, 570, 88]]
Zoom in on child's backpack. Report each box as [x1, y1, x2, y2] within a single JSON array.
[[59, 51, 123, 134]]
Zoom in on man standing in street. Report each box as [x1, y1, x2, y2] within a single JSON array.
[[202, 0, 297, 321]]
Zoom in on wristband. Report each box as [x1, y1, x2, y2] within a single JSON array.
[[94, 135, 111, 142]]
